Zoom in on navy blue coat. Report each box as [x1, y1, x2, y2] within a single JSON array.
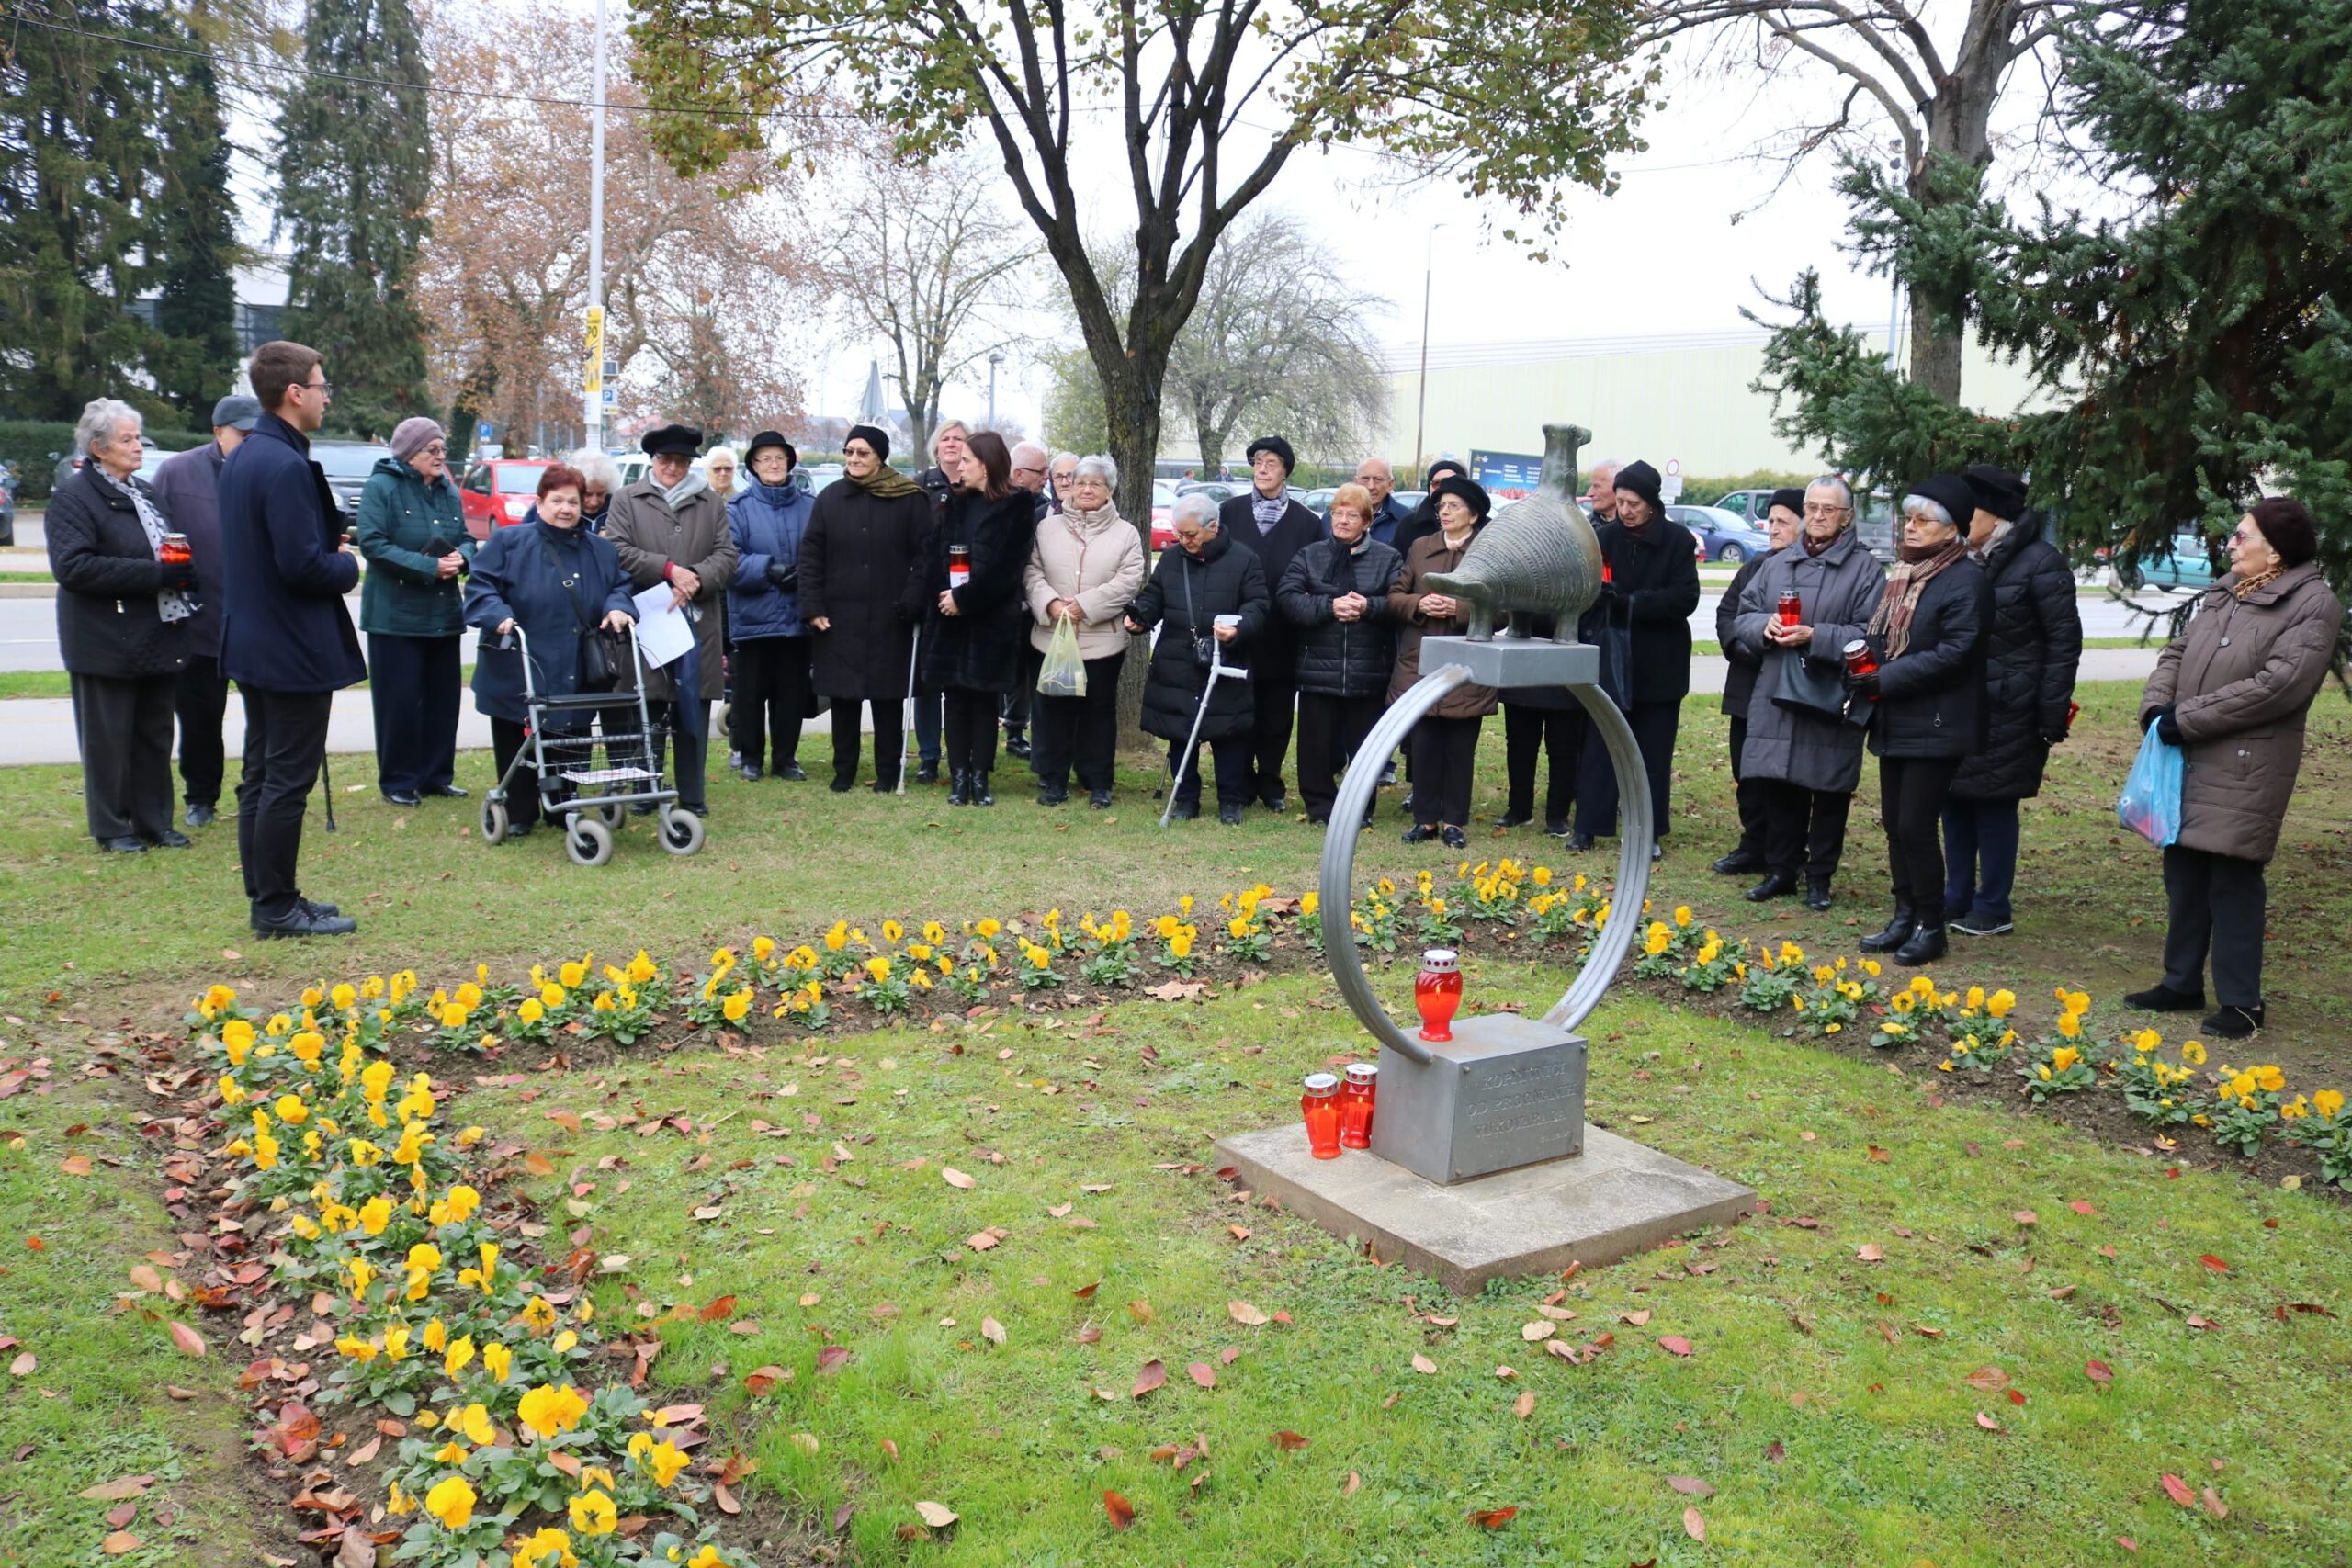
[[148, 441, 228, 655], [726, 479, 813, 641], [217, 413, 365, 693], [463, 513, 637, 725]]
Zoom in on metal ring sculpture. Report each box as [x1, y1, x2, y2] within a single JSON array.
[[1316, 665, 1655, 1065]]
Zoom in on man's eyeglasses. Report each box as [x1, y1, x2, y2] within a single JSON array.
[[1803, 503, 1849, 519], [298, 379, 334, 398]]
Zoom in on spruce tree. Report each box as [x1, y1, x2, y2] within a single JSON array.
[[277, 0, 434, 437], [151, 16, 243, 421], [1753, 0, 2352, 604]]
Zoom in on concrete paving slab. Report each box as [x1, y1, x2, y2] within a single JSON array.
[[1214, 1122, 1757, 1294]]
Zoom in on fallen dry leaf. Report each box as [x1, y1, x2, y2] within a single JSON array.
[[915, 1500, 958, 1529], [99, 1532, 140, 1556], [1513, 1391, 1535, 1419], [2159, 1473, 2195, 1507], [80, 1478, 153, 1502], [1962, 1366, 2010, 1393], [1187, 1362, 1215, 1390], [1521, 1321, 1555, 1342], [1469, 1506, 1517, 1529], [1133, 1359, 1168, 1399], [1619, 1309, 1651, 1326], [166, 1322, 206, 1358], [1856, 1243, 1885, 1263], [1272, 1430, 1309, 1450], [1343, 1472, 1362, 1496], [1227, 1301, 1270, 1326], [1683, 1506, 1706, 1541], [714, 1482, 741, 1516], [2199, 1254, 2229, 1273], [1103, 1490, 1135, 1530], [1975, 1411, 2003, 1432], [942, 1167, 976, 1189], [1668, 1476, 1714, 1497], [1409, 1353, 1437, 1375], [1657, 1336, 1693, 1358], [2085, 1359, 2115, 1386]]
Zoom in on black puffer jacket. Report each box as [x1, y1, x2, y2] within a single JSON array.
[[46, 467, 188, 680], [1950, 513, 2082, 800], [1129, 533, 1267, 743], [1866, 557, 1991, 759], [916, 488, 1039, 694], [1278, 536, 1403, 699], [1578, 515, 1702, 704]]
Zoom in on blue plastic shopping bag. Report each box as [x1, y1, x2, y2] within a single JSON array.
[[2117, 726, 2183, 848]]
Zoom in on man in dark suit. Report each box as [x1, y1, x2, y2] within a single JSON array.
[[150, 393, 260, 828], [1217, 434, 1323, 813], [217, 342, 366, 937]]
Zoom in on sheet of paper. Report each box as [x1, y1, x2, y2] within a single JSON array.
[[630, 584, 695, 669]]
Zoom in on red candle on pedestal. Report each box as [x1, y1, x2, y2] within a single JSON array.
[[1415, 948, 1462, 1043], [1339, 1062, 1377, 1148], [1301, 1073, 1342, 1159]]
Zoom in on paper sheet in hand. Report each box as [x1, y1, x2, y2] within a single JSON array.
[[631, 584, 695, 668]]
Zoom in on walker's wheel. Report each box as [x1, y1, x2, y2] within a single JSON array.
[[596, 793, 626, 829], [479, 797, 508, 845], [658, 804, 706, 857], [565, 815, 615, 867]]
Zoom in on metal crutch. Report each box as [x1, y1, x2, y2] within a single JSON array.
[[897, 629, 918, 795], [1159, 633, 1249, 828]]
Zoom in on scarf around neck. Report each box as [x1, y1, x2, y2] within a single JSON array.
[[1869, 536, 1968, 660], [847, 462, 922, 501], [1252, 491, 1286, 533], [660, 472, 708, 510], [93, 468, 193, 624], [2232, 562, 2285, 600]]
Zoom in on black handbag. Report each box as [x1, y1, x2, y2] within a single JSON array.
[[1771, 651, 1867, 727]]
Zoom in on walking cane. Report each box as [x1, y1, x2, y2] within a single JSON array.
[[321, 750, 337, 831], [1159, 629, 1248, 829], [897, 628, 918, 795]]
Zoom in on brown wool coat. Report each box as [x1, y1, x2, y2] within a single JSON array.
[[1386, 525, 1498, 719], [2138, 561, 2343, 863], [604, 479, 738, 702]]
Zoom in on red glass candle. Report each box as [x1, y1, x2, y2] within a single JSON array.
[[947, 542, 971, 589], [1842, 638, 1880, 702], [1777, 589, 1802, 628], [1600, 557, 1614, 585], [1415, 948, 1462, 1043], [160, 532, 191, 566], [1339, 1062, 1378, 1148], [1301, 1073, 1342, 1159]]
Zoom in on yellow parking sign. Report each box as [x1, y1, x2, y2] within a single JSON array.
[[583, 307, 605, 397]]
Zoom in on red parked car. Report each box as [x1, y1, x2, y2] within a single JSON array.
[[458, 459, 552, 540]]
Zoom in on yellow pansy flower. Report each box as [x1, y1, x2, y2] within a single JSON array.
[[568, 1490, 617, 1536], [453, 1402, 495, 1446], [424, 1474, 477, 1529], [481, 1341, 513, 1382], [516, 1382, 589, 1439]]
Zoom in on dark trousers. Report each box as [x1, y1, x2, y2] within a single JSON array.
[[70, 671, 176, 842], [2162, 845, 2267, 1008], [829, 698, 901, 788], [1408, 715, 1482, 828], [236, 686, 333, 921], [1169, 735, 1250, 808], [490, 715, 591, 829], [1758, 779, 1854, 883], [733, 636, 811, 771], [1001, 640, 1042, 735], [1296, 691, 1386, 820], [1574, 700, 1680, 839], [1727, 714, 1765, 858], [648, 699, 710, 811], [1942, 795, 2021, 925], [942, 686, 1001, 773], [1504, 703, 1581, 824], [912, 684, 941, 765], [175, 654, 230, 807], [1031, 651, 1125, 792], [1877, 754, 1961, 926], [1249, 674, 1299, 805], [368, 632, 461, 795]]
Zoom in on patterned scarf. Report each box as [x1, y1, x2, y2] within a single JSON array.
[[2232, 563, 2284, 601], [1867, 536, 1968, 660], [846, 462, 922, 501], [1252, 491, 1286, 533], [96, 469, 193, 624]]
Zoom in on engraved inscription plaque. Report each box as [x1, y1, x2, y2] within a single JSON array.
[[1370, 1013, 1588, 1185]]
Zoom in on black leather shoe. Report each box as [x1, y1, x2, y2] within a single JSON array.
[[2123, 982, 2205, 1012], [382, 790, 422, 807], [1744, 871, 1798, 902], [1005, 731, 1032, 759], [425, 784, 469, 798], [1713, 848, 1764, 875], [300, 897, 343, 918], [776, 761, 807, 781], [2201, 1004, 2264, 1039], [1804, 878, 1834, 911], [1650, 843, 1665, 862], [1859, 908, 1916, 953], [830, 773, 855, 793], [1495, 811, 1532, 829], [1894, 922, 1949, 966], [1037, 784, 1069, 806], [970, 771, 996, 806], [1261, 794, 1288, 816], [1170, 799, 1200, 821], [869, 776, 897, 794], [184, 803, 216, 828], [254, 906, 357, 938], [947, 770, 971, 806], [915, 761, 941, 785], [1378, 761, 1398, 786], [1402, 824, 1439, 844], [152, 829, 193, 850], [1306, 812, 1330, 826], [739, 763, 763, 783], [630, 801, 657, 816], [99, 835, 148, 853], [1441, 826, 1469, 851], [1089, 787, 1114, 809], [499, 821, 534, 840], [1544, 818, 1572, 839], [1218, 803, 1245, 825]]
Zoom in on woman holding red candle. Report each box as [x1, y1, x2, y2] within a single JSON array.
[[915, 431, 1038, 807], [1725, 476, 1886, 910], [1711, 489, 1803, 879], [1848, 476, 1991, 965], [1389, 477, 1498, 851]]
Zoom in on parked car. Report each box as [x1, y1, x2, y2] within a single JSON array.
[[1150, 479, 1176, 550], [1668, 503, 1770, 564], [1712, 488, 1774, 525], [311, 441, 390, 523], [458, 457, 553, 539], [1175, 479, 1240, 506], [0, 458, 17, 545], [1856, 492, 1896, 565], [1301, 487, 1338, 516], [2115, 529, 2219, 592]]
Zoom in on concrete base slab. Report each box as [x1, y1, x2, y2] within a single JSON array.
[[1214, 1123, 1757, 1295]]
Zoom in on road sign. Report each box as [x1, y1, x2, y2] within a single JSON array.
[[602, 388, 616, 406], [583, 306, 605, 398], [1660, 457, 1684, 502], [476, 422, 493, 442]]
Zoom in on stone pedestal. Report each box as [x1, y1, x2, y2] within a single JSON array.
[[1370, 1014, 1587, 1185], [1214, 1123, 1757, 1295]]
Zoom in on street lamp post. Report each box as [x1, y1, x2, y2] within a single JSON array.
[[1884, 138, 1905, 376], [582, 0, 608, 449], [1412, 223, 1446, 472], [987, 350, 1003, 430]]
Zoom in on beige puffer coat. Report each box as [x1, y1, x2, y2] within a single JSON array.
[[2138, 561, 2343, 863], [1023, 504, 1148, 660]]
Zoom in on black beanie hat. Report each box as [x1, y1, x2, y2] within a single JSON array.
[[1612, 459, 1664, 513], [2248, 497, 2318, 568], [1431, 474, 1492, 522], [845, 423, 891, 463], [1769, 486, 1808, 518], [746, 429, 797, 471], [1245, 434, 1296, 476], [1907, 475, 1979, 530], [1962, 463, 2029, 522], [1425, 457, 1466, 490]]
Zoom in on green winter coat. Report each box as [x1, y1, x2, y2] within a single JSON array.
[[356, 457, 474, 637]]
